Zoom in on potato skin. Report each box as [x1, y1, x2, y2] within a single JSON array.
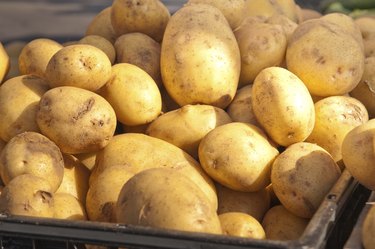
[[0, 132, 64, 192], [0, 43, 10, 83], [79, 35, 116, 64], [85, 7, 117, 44], [116, 168, 222, 234], [271, 142, 341, 218], [198, 122, 279, 192], [219, 212, 265, 239], [53, 193, 87, 221], [36, 86, 117, 154], [251, 67, 315, 147], [161, 3, 240, 109]]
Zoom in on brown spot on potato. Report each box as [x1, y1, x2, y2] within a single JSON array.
[[101, 202, 114, 220], [36, 190, 53, 204], [72, 98, 95, 122]]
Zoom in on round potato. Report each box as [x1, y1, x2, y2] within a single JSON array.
[[161, 3, 240, 109], [286, 19, 365, 96], [235, 22, 287, 87], [262, 205, 309, 240], [199, 122, 279, 192], [350, 57, 375, 118], [111, 0, 170, 42], [45, 44, 112, 91], [0, 174, 54, 218], [146, 104, 232, 159], [251, 67, 315, 147], [86, 7, 117, 44], [116, 168, 222, 234], [91, 133, 218, 210], [36, 86, 117, 154], [226, 85, 259, 126], [53, 192, 87, 221], [362, 204, 375, 249], [342, 119, 375, 190], [219, 212, 265, 239], [0, 75, 50, 141], [0, 132, 64, 192], [86, 165, 136, 222], [0, 42, 10, 83], [305, 96, 368, 162], [244, 0, 299, 23], [114, 33, 162, 87], [79, 35, 116, 64], [18, 38, 63, 79], [56, 154, 90, 203], [355, 17, 375, 58], [98, 63, 162, 126], [216, 183, 270, 222], [271, 142, 341, 218]]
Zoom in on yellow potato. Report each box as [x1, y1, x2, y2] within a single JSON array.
[[266, 14, 298, 42], [111, 0, 170, 42], [271, 142, 341, 218], [53, 192, 87, 220], [305, 96, 369, 162], [350, 57, 375, 118], [0, 42, 10, 83], [116, 168, 222, 234], [146, 104, 232, 159], [216, 183, 270, 222], [86, 7, 117, 44], [355, 17, 375, 57], [18, 38, 63, 79], [36, 86, 117, 154], [0, 132, 64, 192], [342, 119, 375, 190], [262, 205, 309, 240], [187, 0, 246, 30], [219, 212, 265, 239], [244, 0, 299, 23], [79, 35, 116, 64], [114, 33, 162, 87], [161, 3, 240, 109], [0, 75, 50, 141], [235, 21, 287, 87], [251, 67, 315, 147], [98, 63, 162, 126], [198, 122, 279, 192], [286, 19, 365, 96], [45, 44, 112, 91]]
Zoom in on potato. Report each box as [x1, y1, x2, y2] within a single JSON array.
[[350, 57, 375, 118], [298, 8, 322, 22], [114, 33, 162, 87], [0, 75, 50, 141], [18, 38, 62, 79], [0, 132, 64, 192], [53, 193, 87, 220], [0, 174, 54, 218], [79, 35, 116, 64], [199, 122, 279, 192], [86, 7, 117, 44], [91, 133, 218, 210], [0, 42, 10, 83], [98, 63, 162, 126], [116, 168, 222, 234], [161, 3, 240, 109], [226, 85, 259, 126], [3, 41, 26, 80], [111, 0, 170, 42], [86, 165, 136, 222], [36, 86, 117, 154], [342, 119, 375, 190], [305, 96, 369, 162], [56, 154, 90, 203], [146, 104, 232, 159], [216, 183, 270, 222], [219, 212, 265, 239], [74, 152, 97, 171], [271, 142, 341, 218], [251, 67, 315, 147], [286, 19, 365, 97], [244, 0, 299, 23], [187, 0, 246, 30], [45, 44, 112, 91], [266, 14, 298, 42], [355, 17, 375, 58], [235, 22, 287, 87], [262, 205, 309, 240], [362, 204, 375, 249]]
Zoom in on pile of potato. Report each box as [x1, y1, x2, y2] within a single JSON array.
[[0, 0, 374, 247]]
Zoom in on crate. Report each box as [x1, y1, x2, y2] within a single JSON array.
[[0, 169, 369, 249]]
